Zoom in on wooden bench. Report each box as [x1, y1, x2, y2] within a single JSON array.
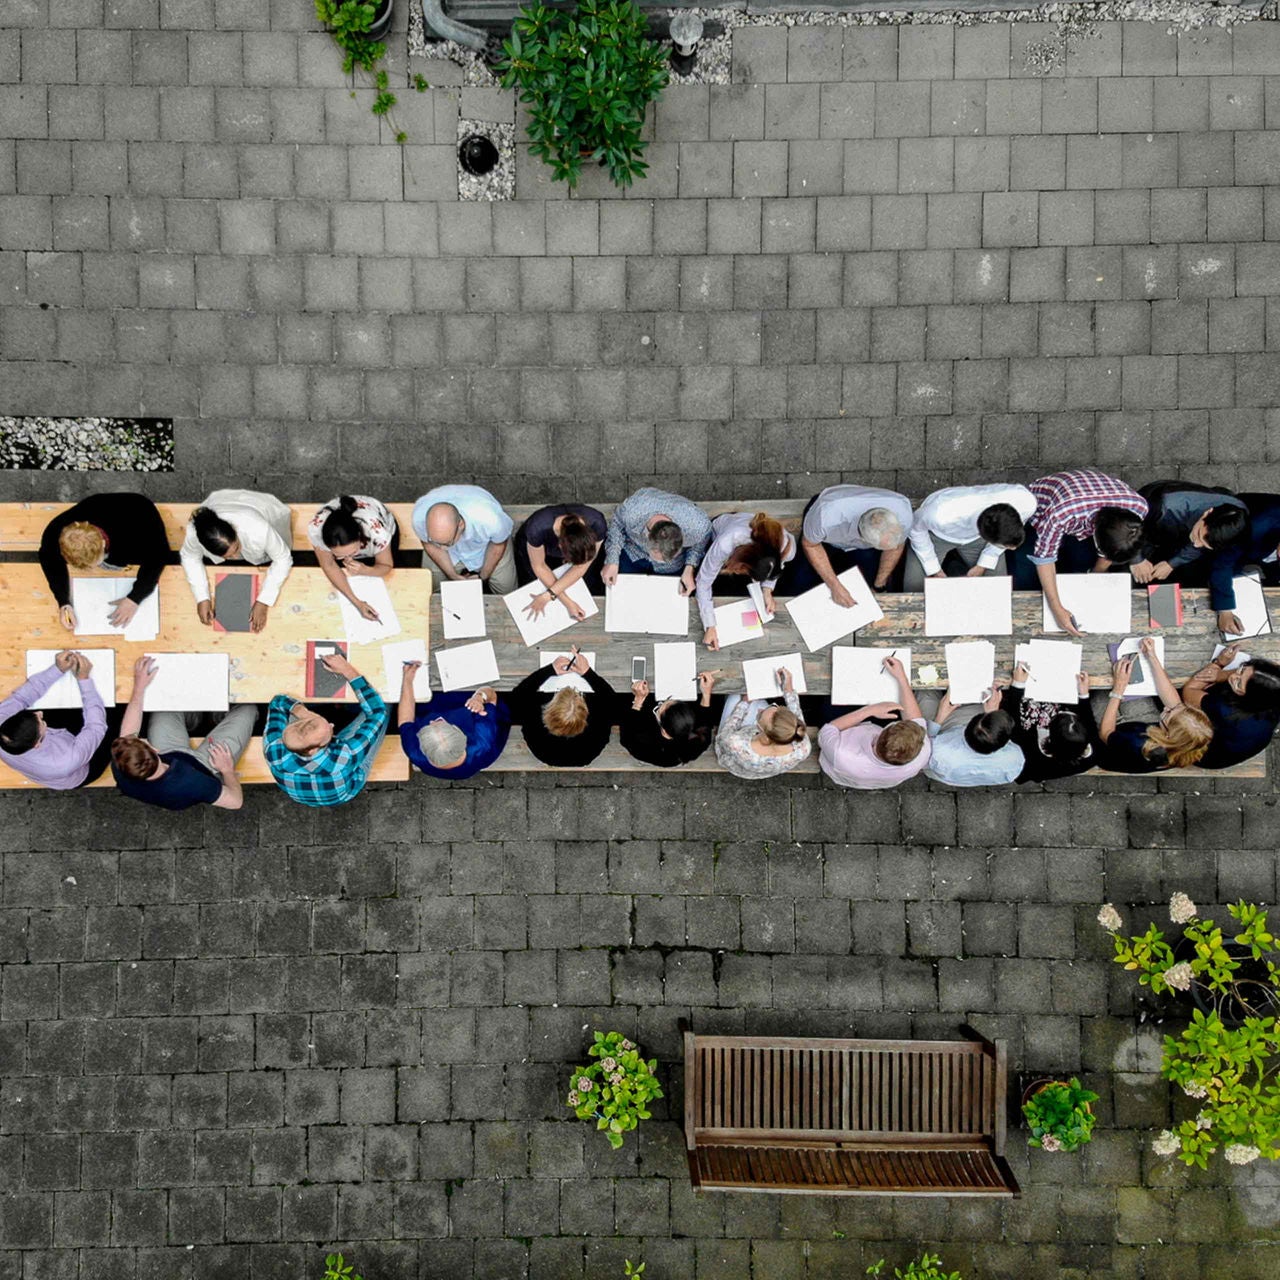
[[682, 1028, 1020, 1198]]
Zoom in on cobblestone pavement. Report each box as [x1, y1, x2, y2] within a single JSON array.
[[4, 2, 1280, 1276]]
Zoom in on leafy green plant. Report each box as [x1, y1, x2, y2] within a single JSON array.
[[566, 1030, 663, 1149], [624, 1264, 645, 1278], [324, 1254, 363, 1280], [867, 1254, 963, 1280], [496, 0, 669, 188], [1022, 1077, 1098, 1152], [314, 0, 416, 137], [1102, 895, 1280, 1168]]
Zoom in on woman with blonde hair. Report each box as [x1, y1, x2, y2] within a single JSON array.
[[509, 649, 616, 767], [696, 511, 796, 650], [715, 667, 810, 780], [1098, 636, 1213, 771]]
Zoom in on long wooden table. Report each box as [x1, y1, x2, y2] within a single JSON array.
[[0, 564, 432, 704]]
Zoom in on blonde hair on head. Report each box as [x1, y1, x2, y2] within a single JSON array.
[[761, 704, 805, 746], [542, 688, 589, 738], [1145, 705, 1213, 768], [59, 522, 106, 569]]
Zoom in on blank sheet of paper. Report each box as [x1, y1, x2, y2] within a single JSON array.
[[338, 577, 401, 645], [503, 576, 598, 647], [784, 566, 884, 652], [1024, 638, 1083, 704], [742, 652, 808, 701], [1229, 574, 1272, 638], [71, 577, 160, 641], [1042, 574, 1132, 633], [25, 650, 116, 709], [653, 642, 697, 702], [440, 579, 486, 640], [604, 576, 689, 635], [944, 640, 995, 703], [380, 638, 431, 701], [435, 640, 499, 693], [925, 577, 1013, 637], [141, 654, 230, 711], [830, 646, 911, 706]]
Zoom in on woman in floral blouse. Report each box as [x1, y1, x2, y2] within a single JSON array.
[[714, 667, 810, 780], [308, 495, 398, 623]]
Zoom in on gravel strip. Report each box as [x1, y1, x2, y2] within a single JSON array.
[[457, 118, 517, 200], [0, 417, 174, 471]]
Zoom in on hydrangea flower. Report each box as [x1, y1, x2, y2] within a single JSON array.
[[600, 1057, 617, 1072], [621, 1039, 634, 1051], [1039, 1134, 1063, 1153], [1152, 1130, 1180, 1157], [1225, 1144, 1261, 1165], [577, 1076, 593, 1092], [1195, 1112, 1212, 1131], [1183, 1081, 1208, 1099], [567, 1091, 580, 1107], [1162, 962, 1194, 992], [609, 1072, 624, 1085], [1169, 892, 1197, 924], [1097, 904, 1123, 933]]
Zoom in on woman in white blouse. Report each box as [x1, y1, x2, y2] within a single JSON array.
[[308, 495, 398, 623], [180, 489, 294, 634], [696, 511, 796, 651], [714, 667, 811, 780]]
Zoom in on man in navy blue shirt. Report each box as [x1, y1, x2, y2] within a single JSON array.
[[1210, 493, 1280, 635], [397, 663, 510, 780]]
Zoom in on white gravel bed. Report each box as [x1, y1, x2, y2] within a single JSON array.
[[457, 118, 517, 200], [0, 417, 174, 471]]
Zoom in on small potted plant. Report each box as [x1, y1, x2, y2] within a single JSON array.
[[314, 0, 404, 136], [496, 0, 669, 189], [323, 1255, 362, 1280], [1102, 894, 1280, 1168], [565, 1030, 662, 1149], [867, 1254, 964, 1280], [1020, 1076, 1098, 1152]]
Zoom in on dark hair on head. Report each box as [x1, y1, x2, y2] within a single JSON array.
[[1094, 508, 1144, 563], [964, 709, 1014, 755], [321, 496, 368, 551], [1203, 505, 1250, 550], [726, 513, 786, 581], [193, 506, 238, 557], [557, 514, 597, 566], [111, 735, 160, 781], [0, 710, 40, 755], [1239, 658, 1280, 714], [649, 520, 684, 563], [659, 701, 704, 744], [1045, 710, 1090, 762], [976, 503, 1027, 551]]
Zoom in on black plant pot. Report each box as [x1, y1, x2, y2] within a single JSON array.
[[459, 134, 499, 176], [367, 0, 394, 41], [1179, 940, 1280, 1030]]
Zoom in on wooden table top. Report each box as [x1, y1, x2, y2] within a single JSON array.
[[0, 564, 432, 704]]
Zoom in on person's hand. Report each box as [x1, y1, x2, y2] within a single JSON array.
[[829, 581, 855, 609], [762, 587, 775, 615], [601, 564, 619, 588], [863, 701, 903, 718], [55, 650, 76, 673], [697, 671, 717, 697], [58, 604, 76, 631], [779, 667, 794, 694], [930, 571, 947, 580], [566, 595, 587, 622], [343, 559, 371, 577], [679, 567, 696, 597], [1052, 603, 1083, 637], [702, 626, 719, 652], [1218, 610, 1244, 635], [983, 687, 1003, 712], [466, 687, 495, 716], [1130, 559, 1155, 584], [1013, 661, 1029, 683], [400, 660, 422, 686], [882, 654, 906, 682], [872, 575, 890, 591], [1215, 644, 1240, 669], [1112, 655, 1134, 694], [1151, 561, 1173, 581], [208, 741, 235, 776], [552, 655, 573, 676], [108, 597, 138, 628], [965, 565, 987, 578], [524, 591, 553, 619], [1138, 636, 1157, 659], [133, 656, 158, 690], [631, 678, 649, 708], [73, 653, 93, 681], [321, 653, 357, 681], [249, 601, 269, 633], [570, 651, 589, 675], [356, 599, 380, 623], [196, 600, 215, 626], [1076, 670, 1091, 698]]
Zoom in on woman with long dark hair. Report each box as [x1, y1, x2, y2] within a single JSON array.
[[696, 511, 796, 651], [1181, 647, 1280, 769], [307, 495, 398, 622]]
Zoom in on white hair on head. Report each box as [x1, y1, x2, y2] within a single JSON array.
[[858, 507, 905, 550], [417, 719, 468, 768]]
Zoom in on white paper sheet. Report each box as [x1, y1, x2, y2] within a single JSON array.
[[503, 576, 599, 647], [712, 599, 764, 648], [338, 577, 401, 645], [71, 577, 160, 641], [25, 650, 116, 709], [1114, 636, 1165, 698], [925, 577, 1013, 637], [1212, 643, 1251, 671], [140, 653, 230, 711], [784, 566, 885, 652], [1228, 574, 1272, 639], [604, 576, 689, 636], [742, 652, 808, 701], [830, 647, 911, 706], [435, 640, 500, 693], [747, 581, 774, 624], [1023, 638, 1083, 704], [539, 651, 598, 693], [944, 640, 995, 704], [440, 579, 486, 640], [380, 638, 432, 701], [654, 642, 698, 701], [1042, 574, 1132, 634]]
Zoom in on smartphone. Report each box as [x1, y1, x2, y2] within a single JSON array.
[[1127, 653, 1145, 687], [632, 656, 646, 683]]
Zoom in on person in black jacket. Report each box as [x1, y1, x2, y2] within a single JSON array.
[[1181, 647, 1280, 769], [1001, 665, 1099, 784], [40, 492, 169, 630], [1130, 480, 1249, 587], [1210, 493, 1280, 635], [509, 650, 616, 768], [620, 671, 716, 767]]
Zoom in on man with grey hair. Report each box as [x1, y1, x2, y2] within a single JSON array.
[[601, 487, 713, 596], [397, 662, 510, 779], [786, 484, 914, 604]]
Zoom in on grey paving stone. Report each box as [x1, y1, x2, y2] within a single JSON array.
[[873, 81, 930, 138]]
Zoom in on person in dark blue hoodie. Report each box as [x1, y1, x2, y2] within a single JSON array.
[[1210, 493, 1280, 636]]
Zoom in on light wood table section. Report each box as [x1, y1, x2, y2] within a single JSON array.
[[0, 564, 432, 704]]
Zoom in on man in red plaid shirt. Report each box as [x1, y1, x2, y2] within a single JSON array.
[[1022, 469, 1148, 636]]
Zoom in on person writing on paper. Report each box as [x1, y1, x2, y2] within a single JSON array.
[[308, 495, 397, 622], [1097, 637, 1212, 773], [697, 513, 795, 650], [180, 490, 294, 634], [1129, 481, 1249, 588], [110, 657, 252, 811], [398, 669, 511, 780], [1001, 665, 1099, 783], [621, 672, 716, 767], [715, 667, 809, 779], [789, 485, 913, 603], [817, 655, 930, 789], [39, 492, 169, 631], [509, 649, 615, 767], [1204, 493, 1280, 636], [413, 484, 516, 595], [1180, 647, 1280, 769], [264, 653, 388, 806], [1020, 470, 1148, 637], [601, 487, 713, 596], [923, 687, 1024, 787], [515, 504, 607, 621], [902, 483, 1037, 592], [0, 651, 111, 789]]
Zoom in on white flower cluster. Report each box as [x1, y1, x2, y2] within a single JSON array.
[[1152, 1130, 1181, 1157], [1161, 962, 1194, 992], [1225, 1144, 1261, 1166], [1169, 892, 1198, 924], [1039, 1134, 1063, 1153], [1097, 904, 1123, 933], [0, 417, 173, 472], [1183, 1081, 1208, 1100]]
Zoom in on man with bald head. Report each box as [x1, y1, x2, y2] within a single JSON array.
[[412, 484, 517, 594]]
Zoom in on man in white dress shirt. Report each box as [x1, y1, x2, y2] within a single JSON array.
[[902, 483, 1037, 591], [180, 490, 295, 633]]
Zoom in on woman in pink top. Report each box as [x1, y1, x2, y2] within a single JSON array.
[[818, 655, 932, 789]]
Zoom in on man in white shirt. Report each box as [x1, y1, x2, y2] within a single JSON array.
[[902, 483, 1037, 591], [412, 484, 517, 594], [180, 490, 295, 633]]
